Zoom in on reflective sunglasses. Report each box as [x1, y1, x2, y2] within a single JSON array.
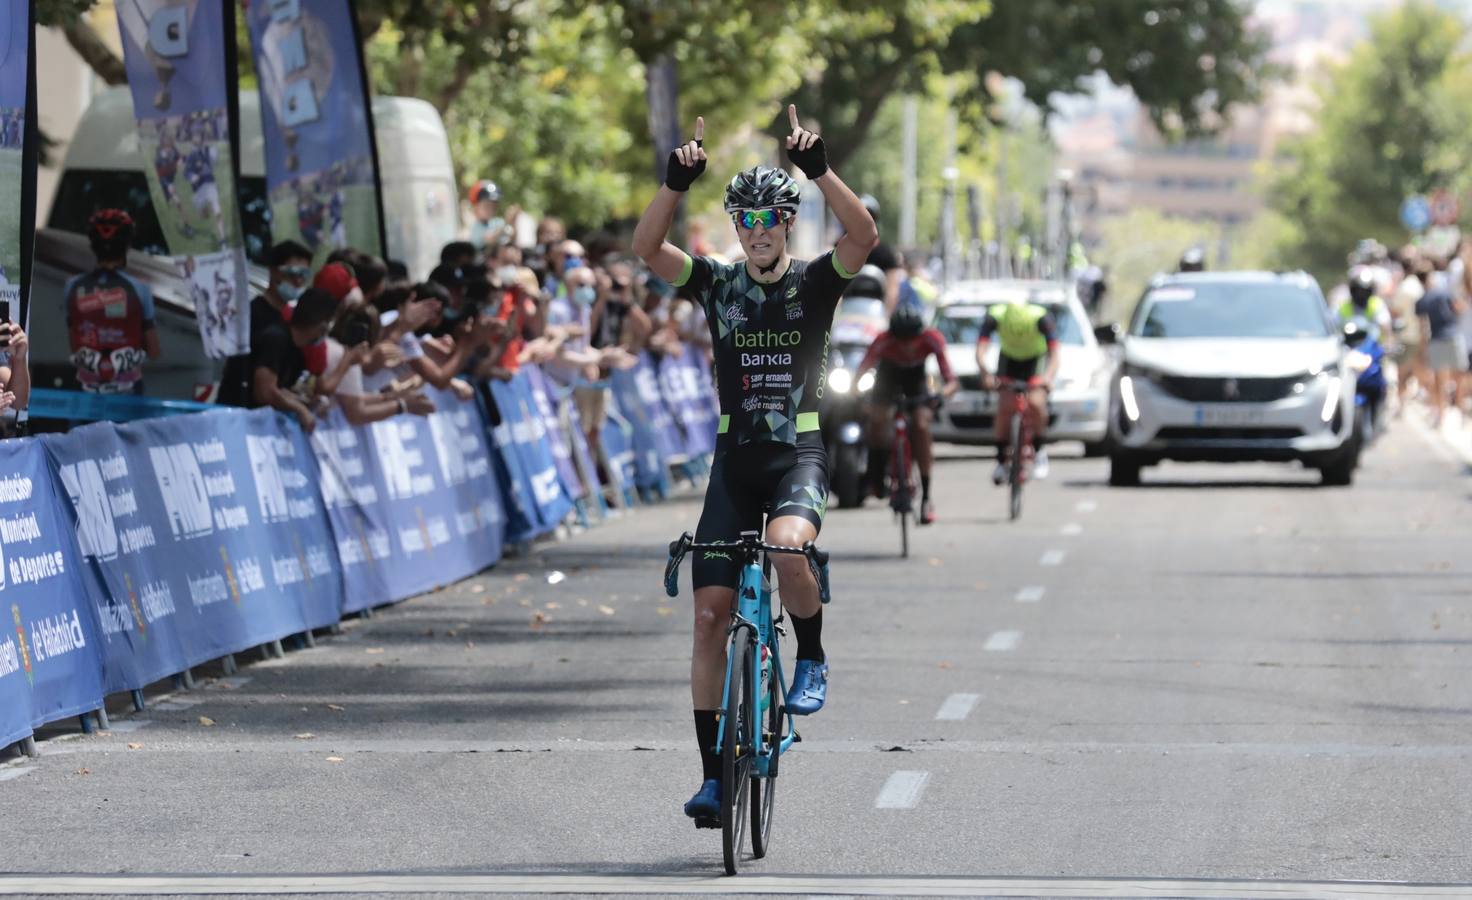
[[733, 208, 793, 231]]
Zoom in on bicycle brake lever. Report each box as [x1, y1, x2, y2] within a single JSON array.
[[803, 542, 832, 605], [664, 533, 693, 598]]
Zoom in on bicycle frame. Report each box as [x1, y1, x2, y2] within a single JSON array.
[[664, 532, 830, 778], [996, 379, 1038, 479]]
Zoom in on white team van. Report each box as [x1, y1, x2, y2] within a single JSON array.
[[30, 88, 459, 402]]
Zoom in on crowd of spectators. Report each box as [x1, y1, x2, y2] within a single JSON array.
[[218, 192, 718, 467]]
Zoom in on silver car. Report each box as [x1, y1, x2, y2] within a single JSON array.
[[930, 280, 1113, 452], [1108, 272, 1359, 486]]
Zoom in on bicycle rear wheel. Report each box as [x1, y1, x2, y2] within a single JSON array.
[[749, 647, 780, 858], [721, 627, 754, 876], [1008, 414, 1023, 521]]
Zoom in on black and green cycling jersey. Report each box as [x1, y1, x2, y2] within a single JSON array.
[[674, 251, 854, 450]]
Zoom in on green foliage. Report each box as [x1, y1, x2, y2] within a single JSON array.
[[1269, 1, 1466, 284], [1094, 208, 1222, 322], [36, 0, 96, 28]]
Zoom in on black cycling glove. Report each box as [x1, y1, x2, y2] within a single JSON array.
[[788, 136, 828, 180], [665, 142, 705, 192]]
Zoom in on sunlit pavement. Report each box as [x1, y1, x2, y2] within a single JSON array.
[[2, 422, 1470, 898]]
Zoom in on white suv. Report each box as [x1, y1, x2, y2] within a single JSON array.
[[1107, 272, 1358, 486]]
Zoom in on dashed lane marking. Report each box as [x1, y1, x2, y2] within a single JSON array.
[[0, 766, 35, 782], [1040, 549, 1066, 566], [934, 693, 980, 721], [983, 630, 1021, 652], [1060, 522, 1083, 536], [1014, 585, 1046, 603], [1075, 500, 1098, 513], [874, 770, 930, 809]]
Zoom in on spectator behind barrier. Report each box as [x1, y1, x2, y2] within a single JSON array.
[[375, 279, 495, 400], [250, 287, 337, 433], [220, 240, 313, 407], [441, 240, 479, 268], [0, 317, 31, 433], [64, 209, 162, 396], [320, 307, 435, 425]]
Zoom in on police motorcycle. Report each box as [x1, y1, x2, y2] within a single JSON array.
[[822, 265, 889, 508], [1342, 317, 1387, 446]]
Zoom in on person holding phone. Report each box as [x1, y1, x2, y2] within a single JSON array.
[[320, 308, 433, 425]]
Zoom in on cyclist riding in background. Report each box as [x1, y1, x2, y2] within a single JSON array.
[[978, 299, 1059, 484], [856, 302, 959, 524], [632, 105, 878, 826], [1339, 266, 1393, 338]]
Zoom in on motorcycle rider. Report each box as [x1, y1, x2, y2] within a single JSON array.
[[1339, 267, 1392, 338], [1178, 247, 1206, 273]]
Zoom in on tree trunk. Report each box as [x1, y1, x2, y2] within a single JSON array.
[[63, 20, 127, 86]]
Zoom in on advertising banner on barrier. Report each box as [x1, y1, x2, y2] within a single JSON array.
[[608, 368, 668, 491], [523, 366, 584, 501], [243, 0, 386, 261], [659, 349, 717, 457], [487, 369, 573, 542], [0, 1, 34, 331], [311, 388, 504, 613], [0, 439, 106, 747], [43, 409, 342, 692], [631, 354, 687, 462], [115, 0, 251, 358]]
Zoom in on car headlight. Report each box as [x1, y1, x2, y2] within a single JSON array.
[[857, 371, 876, 393], [828, 368, 853, 394]]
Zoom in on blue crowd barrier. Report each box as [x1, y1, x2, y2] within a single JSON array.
[[1, 352, 717, 751]]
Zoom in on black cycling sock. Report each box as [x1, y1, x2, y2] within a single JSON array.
[[791, 608, 824, 662], [694, 709, 720, 782], [920, 474, 931, 500], [1033, 434, 1045, 452]]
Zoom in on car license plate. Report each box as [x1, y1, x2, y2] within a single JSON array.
[[1195, 405, 1265, 426]]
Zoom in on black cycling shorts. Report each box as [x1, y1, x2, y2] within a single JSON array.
[[997, 354, 1043, 382], [692, 437, 829, 591], [872, 360, 927, 405]]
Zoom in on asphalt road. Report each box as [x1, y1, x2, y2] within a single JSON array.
[[3, 422, 1471, 899]]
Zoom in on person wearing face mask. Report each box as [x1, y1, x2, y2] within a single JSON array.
[[219, 240, 313, 406]]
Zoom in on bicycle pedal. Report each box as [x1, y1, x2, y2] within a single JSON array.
[[693, 816, 720, 830]]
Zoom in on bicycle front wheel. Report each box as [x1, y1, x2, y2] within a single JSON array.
[[1008, 413, 1024, 521], [721, 627, 755, 876], [749, 648, 780, 858]]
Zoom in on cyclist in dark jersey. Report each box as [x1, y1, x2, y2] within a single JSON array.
[[634, 105, 878, 824], [856, 302, 959, 524]]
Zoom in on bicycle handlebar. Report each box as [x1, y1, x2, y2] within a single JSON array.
[[664, 531, 831, 604]]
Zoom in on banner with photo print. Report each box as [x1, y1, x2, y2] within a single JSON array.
[[243, 0, 385, 263], [0, 1, 34, 330], [115, 0, 251, 358]]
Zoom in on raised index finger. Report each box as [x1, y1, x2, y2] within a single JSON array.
[[787, 104, 801, 132], [693, 116, 705, 143]]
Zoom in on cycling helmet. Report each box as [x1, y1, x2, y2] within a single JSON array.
[[859, 193, 881, 220], [889, 301, 924, 339], [88, 209, 134, 260], [724, 166, 801, 216], [1342, 317, 1370, 347], [468, 180, 501, 205], [1178, 246, 1205, 273], [1348, 266, 1376, 304], [846, 264, 886, 300]]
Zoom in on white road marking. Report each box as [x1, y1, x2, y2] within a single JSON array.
[[983, 630, 1021, 652], [874, 770, 930, 808], [1040, 549, 1066, 567], [105, 720, 150, 733], [0, 766, 35, 782], [934, 693, 980, 721], [1014, 585, 1046, 603], [2, 873, 1466, 897], [152, 696, 202, 711], [1075, 500, 1098, 513], [1060, 522, 1083, 536], [207, 676, 253, 691]]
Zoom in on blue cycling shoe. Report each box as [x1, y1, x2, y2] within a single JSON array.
[[787, 657, 829, 716], [684, 778, 721, 827]]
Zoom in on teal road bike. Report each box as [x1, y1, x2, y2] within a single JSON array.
[[664, 524, 831, 875]]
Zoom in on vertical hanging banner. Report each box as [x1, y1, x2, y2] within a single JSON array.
[[115, 0, 251, 359], [0, 0, 34, 330], [243, 0, 386, 262]]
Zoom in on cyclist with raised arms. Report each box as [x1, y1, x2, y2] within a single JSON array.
[[634, 105, 878, 825], [856, 301, 960, 524], [978, 299, 1059, 483]]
